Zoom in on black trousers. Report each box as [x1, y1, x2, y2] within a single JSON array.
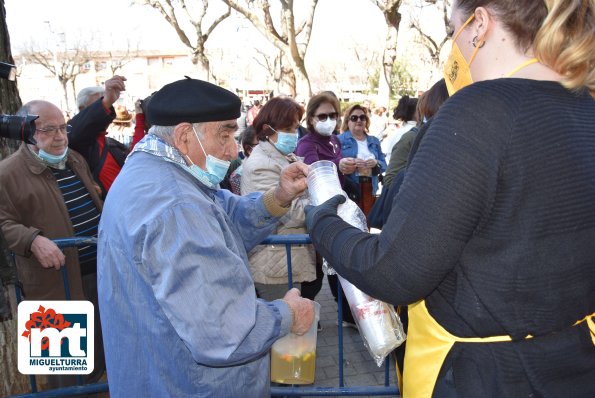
[[300, 254, 324, 301], [327, 274, 355, 324]]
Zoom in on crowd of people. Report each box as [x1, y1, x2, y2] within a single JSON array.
[[0, 0, 593, 396]]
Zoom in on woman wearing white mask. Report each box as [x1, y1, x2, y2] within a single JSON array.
[[305, 0, 595, 396], [241, 96, 317, 302], [296, 91, 359, 327], [295, 92, 344, 170]]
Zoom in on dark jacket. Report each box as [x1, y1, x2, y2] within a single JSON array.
[[68, 99, 128, 197]]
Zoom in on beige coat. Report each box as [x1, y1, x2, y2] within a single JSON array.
[[0, 144, 103, 300], [241, 141, 316, 285]]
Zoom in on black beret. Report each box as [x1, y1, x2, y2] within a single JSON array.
[[147, 77, 241, 125]]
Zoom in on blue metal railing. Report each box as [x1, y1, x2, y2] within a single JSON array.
[[12, 238, 100, 398], [262, 235, 399, 397], [9, 235, 400, 397]]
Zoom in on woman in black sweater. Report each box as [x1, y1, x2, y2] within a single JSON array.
[[305, 1, 595, 397]]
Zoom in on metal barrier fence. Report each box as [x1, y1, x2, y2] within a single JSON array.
[[9, 235, 400, 397]]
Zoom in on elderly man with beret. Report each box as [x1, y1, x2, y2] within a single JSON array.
[[97, 77, 314, 397]]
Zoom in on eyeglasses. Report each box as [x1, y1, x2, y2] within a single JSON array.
[[36, 124, 71, 137], [349, 115, 367, 122], [315, 112, 338, 122]]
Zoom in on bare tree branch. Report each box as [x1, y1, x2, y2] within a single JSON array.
[[222, 0, 319, 96], [136, 0, 231, 80], [408, 0, 450, 69], [206, 7, 231, 38], [369, 0, 403, 108], [143, 0, 193, 48], [19, 34, 97, 110], [107, 42, 139, 75]]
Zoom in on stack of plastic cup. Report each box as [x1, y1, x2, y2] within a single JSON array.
[[338, 274, 371, 306], [338, 275, 402, 362], [307, 160, 345, 206]]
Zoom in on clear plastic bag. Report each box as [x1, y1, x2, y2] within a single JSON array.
[[323, 196, 407, 366], [306, 160, 406, 365], [339, 274, 406, 366]]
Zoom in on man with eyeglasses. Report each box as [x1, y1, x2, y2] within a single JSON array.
[[0, 100, 106, 388]]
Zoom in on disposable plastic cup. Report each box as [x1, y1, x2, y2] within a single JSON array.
[[356, 154, 375, 176], [271, 301, 321, 384], [353, 301, 400, 357], [307, 160, 345, 206], [338, 275, 372, 307]]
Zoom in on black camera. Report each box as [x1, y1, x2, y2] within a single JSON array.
[[1, 61, 38, 144], [0, 115, 38, 144]]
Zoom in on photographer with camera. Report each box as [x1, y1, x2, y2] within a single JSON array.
[[0, 99, 106, 388]]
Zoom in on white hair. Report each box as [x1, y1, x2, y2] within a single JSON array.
[[76, 86, 105, 110], [149, 125, 176, 142], [149, 123, 206, 144]]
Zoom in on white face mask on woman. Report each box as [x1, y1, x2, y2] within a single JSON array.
[[315, 119, 337, 136]]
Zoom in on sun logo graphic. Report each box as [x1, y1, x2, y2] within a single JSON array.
[[18, 301, 94, 375]]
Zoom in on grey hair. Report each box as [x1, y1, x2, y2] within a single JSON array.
[[76, 86, 105, 110], [16, 104, 31, 117], [149, 125, 176, 143], [16, 100, 47, 117], [149, 122, 206, 145]]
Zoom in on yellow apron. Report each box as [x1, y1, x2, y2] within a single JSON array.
[[401, 300, 595, 398]]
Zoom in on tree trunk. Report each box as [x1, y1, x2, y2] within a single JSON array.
[[281, 65, 297, 97], [379, 6, 400, 109], [222, 0, 316, 98], [60, 79, 69, 112], [0, 0, 22, 160], [0, 1, 33, 395], [293, 59, 311, 98]]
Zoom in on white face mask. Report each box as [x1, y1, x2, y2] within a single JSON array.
[[315, 119, 336, 136]]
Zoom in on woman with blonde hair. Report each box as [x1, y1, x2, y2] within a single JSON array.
[[305, 1, 595, 396], [338, 104, 386, 196]]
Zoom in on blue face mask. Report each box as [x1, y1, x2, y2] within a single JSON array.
[[38, 147, 68, 164], [270, 127, 298, 155], [185, 126, 231, 189]]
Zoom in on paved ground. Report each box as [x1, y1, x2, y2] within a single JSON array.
[[274, 276, 401, 397]]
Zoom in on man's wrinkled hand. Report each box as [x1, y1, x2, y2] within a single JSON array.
[[283, 288, 315, 335], [134, 99, 143, 114], [305, 194, 346, 232], [275, 162, 309, 207], [30, 235, 65, 270], [102, 75, 127, 108]]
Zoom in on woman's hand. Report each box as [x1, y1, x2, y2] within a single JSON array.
[[339, 157, 357, 174], [364, 158, 377, 168]]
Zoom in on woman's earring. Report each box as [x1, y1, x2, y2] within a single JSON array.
[[472, 36, 485, 48]]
